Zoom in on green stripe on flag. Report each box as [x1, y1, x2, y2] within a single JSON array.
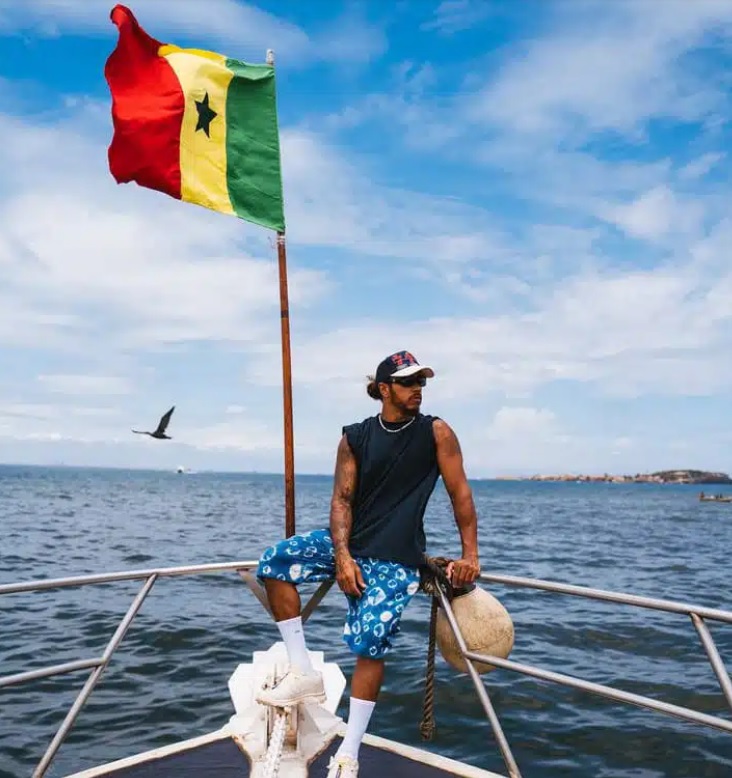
[[225, 59, 286, 233]]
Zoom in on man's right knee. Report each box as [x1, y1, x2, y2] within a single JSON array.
[[256, 541, 284, 580], [256, 529, 334, 584]]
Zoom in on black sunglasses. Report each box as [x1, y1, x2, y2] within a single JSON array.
[[391, 375, 427, 388]]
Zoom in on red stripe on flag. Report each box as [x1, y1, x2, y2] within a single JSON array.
[[105, 5, 183, 200]]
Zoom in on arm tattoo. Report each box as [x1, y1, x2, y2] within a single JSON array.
[[330, 435, 357, 557]]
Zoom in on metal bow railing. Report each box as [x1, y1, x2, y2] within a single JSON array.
[[1, 563, 731, 778]]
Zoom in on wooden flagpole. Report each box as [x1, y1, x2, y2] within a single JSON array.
[[267, 49, 296, 538], [276, 231, 296, 538]]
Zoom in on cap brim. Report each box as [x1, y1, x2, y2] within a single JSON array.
[[391, 364, 435, 379]]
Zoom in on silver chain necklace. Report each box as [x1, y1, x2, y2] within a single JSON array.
[[377, 414, 415, 433]]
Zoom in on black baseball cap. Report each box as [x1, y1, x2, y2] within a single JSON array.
[[374, 350, 435, 384]]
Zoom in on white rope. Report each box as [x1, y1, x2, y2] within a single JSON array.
[[261, 708, 289, 778]]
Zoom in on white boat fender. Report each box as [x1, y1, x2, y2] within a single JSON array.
[[435, 586, 515, 674]]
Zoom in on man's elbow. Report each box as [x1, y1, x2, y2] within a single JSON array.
[[330, 494, 352, 512]]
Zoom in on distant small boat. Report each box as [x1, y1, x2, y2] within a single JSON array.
[[698, 492, 732, 502]]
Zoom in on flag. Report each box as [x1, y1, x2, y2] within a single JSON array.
[[104, 4, 285, 233]]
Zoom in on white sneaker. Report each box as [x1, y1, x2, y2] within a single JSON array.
[[327, 754, 359, 777], [255, 668, 326, 708]]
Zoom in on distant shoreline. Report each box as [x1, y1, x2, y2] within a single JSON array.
[[495, 469, 732, 485], [2, 463, 731, 485]]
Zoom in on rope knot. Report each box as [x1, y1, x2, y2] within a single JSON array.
[[418, 555, 453, 598], [419, 555, 476, 601]]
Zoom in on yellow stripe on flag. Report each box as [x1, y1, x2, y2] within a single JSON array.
[[160, 45, 235, 216]]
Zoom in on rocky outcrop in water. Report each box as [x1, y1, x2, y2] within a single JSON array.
[[497, 470, 732, 484]]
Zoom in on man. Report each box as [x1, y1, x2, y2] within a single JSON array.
[[256, 350, 480, 778]]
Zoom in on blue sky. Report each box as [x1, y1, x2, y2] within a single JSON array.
[[1, 0, 732, 477]]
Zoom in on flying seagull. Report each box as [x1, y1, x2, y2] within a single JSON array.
[[132, 406, 175, 440]]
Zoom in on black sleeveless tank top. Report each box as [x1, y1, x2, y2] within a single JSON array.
[[341, 412, 440, 568]]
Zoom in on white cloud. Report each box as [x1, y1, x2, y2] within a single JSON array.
[[486, 406, 557, 440], [0, 0, 384, 66], [0, 297, 83, 349], [468, 0, 732, 139], [678, 152, 726, 180], [0, 111, 330, 352], [0, 196, 328, 348], [69, 406, 121, 417], [334, 0, 732, 227], [0, 0, 308, 57], [182, 416, 281, 451], [37, 374, 131, 395], [596, 186, 704, 243], [5, 193, 326, 344], [456, 406, 571, 474], [316, 70, 462, 153], [248, 258, 732, 402], [313, 7, 386, 65], [612, 436, 634, 451], [281, 129, 507, 268], [0, 403, 57, 420], [421, 0, 494, 35], [0, 402, 123, 444]]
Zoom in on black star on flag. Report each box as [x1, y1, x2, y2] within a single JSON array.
[[194, 92, 217, 137]]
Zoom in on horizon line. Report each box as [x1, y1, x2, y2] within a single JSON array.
[[0, 462, 727, 481]]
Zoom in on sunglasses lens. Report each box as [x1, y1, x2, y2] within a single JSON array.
[[394, 376, 426, 387]]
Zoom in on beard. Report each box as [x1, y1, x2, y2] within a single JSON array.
[[389, 388, 421, 417]]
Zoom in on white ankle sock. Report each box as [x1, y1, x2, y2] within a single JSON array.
[[337, 697, 376, 760], [276, 616, 313, 673]]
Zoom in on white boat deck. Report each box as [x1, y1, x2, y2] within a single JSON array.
[[62, 729, 505, 778]]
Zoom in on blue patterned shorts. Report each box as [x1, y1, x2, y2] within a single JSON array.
[[256, 529, 421, 659]]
